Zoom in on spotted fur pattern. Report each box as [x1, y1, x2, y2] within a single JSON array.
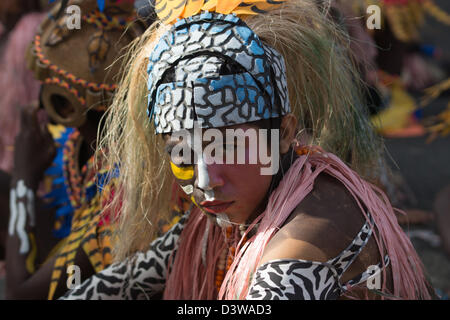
[[147, 12, 290, 133], [60, 212, 190, 300]]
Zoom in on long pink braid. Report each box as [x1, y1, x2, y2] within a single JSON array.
[[0, 13, 45, 172], [164, 149, 431, 300]]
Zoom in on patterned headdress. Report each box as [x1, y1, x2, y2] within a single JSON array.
[[26, 0, 145, 127], [147, 2, 290, 133]]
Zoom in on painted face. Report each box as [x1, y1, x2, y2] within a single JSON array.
[[164, 124, 276, 224]]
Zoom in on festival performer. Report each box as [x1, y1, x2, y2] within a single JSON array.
[[5, 0, 145, 299], [61, 0, 434, 300]]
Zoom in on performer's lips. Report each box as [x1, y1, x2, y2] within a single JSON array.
[[200, 200, 234, 214]]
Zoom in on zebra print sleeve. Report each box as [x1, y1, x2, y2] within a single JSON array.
[[60, 213, 189, 300], [246, 259, 341, 300]]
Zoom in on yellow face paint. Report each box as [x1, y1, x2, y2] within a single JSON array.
[[170, 161, 195, 180], [191, 196, 199, 208]]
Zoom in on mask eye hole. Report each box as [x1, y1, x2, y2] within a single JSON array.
[[50, 94, 76, 119]]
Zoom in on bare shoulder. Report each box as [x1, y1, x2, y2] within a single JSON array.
[[259, 173, 368, 266]]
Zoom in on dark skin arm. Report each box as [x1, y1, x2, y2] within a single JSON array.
[[5, 105, 73, 299], [7, 105, 104, 299], [6, 237, 95, 299], [260, 173, 393, 299]]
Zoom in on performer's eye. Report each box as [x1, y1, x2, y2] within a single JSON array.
[[171, 158, 192, 167], [170, 161, 195, 181]]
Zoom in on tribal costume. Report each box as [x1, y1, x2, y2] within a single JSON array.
[[62, 0, 432, 300], [345, 0, 449, 136], [23, 0, 144, 299], [46, 129, 114, 299]]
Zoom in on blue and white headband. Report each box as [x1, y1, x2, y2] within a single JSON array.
[[147, 12, 291, 134]]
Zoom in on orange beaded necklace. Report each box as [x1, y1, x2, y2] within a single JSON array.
[[215, 226, 249, 293]]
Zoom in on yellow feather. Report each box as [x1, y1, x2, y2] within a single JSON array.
[[235, 0, 283, 15], [53, 257, 66, 268], [156, 0, 285, 23], [216, 0, 242, 14], [25, 233, 37, 274], [156, 0, 188, 24], [83, 243, 103, 272], [201, 0, 218, 11], [48, 282, 58, 300], [182, 0, 204, 18], [103, 252, 112, 264], [52, 269, 62, 279], [231, 8, 256, 16], [242, 0, 280, 4]]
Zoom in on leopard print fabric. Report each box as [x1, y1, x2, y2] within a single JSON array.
[[60, 212, 190, 300]]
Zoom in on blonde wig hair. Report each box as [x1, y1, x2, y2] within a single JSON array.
[[98, 0, 384, 261]]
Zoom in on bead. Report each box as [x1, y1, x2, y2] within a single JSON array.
[[215, 231, 252, 289]]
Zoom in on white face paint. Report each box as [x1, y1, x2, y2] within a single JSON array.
[[197, 155, 215, 201], [189, 127, 215, 201], [181, 184, 194, 195], [216, 212, 231, 228], [9, 180, 35, 254]]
